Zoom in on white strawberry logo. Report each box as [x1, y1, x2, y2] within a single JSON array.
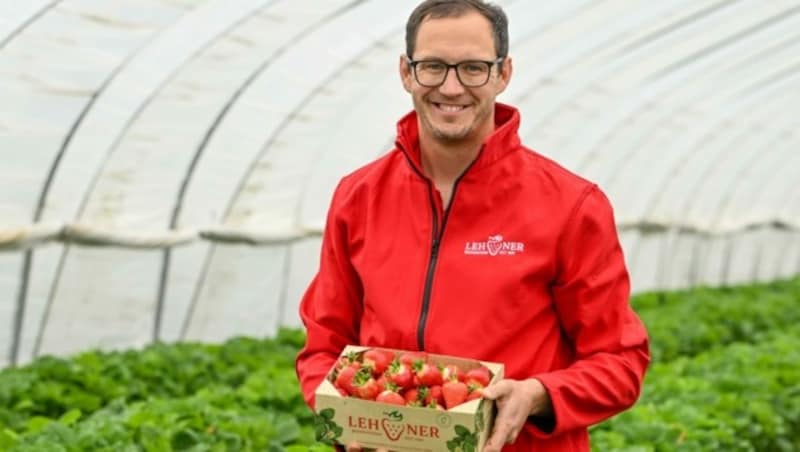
[[487, 235, 503, 256]]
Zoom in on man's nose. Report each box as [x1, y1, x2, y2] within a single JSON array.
[[438, 67, 465, 96]]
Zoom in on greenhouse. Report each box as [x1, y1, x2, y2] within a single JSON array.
[[0, 0, 798, 450]]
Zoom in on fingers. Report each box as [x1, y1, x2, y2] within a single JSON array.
[[482, 379, 528, 452], [481, 379, 511, 400], [483, 410, 519, 452]]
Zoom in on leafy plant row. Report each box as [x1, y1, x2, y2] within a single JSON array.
[[634, 277, 800, 363], [0, 277, 797, 450], [591, 325, 800, 451], [0, 330, 322, 451]]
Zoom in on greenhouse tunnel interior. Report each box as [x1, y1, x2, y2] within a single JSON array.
[[1, 0, 799, 368]]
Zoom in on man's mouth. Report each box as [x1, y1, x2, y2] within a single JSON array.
[[432, 102, 468, 113]]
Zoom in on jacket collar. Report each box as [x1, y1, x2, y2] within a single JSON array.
[[395, 103, 522, 176]]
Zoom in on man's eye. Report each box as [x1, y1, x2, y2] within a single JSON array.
[[462, 63, 486, 74], [419, 62, 445, 72]]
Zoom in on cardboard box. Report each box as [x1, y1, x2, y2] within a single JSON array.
[[314, 345, 504, 452]]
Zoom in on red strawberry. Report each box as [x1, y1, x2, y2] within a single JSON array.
[[334, 365, 358, 395], [465, 366, 491, 387], [414, 362, 443, 387], [427, 385, 444, 406], [352, 368, 379, 400], [399, 352, 428, 367], [334, 352, 361, 372], [403, 387, 421, 405], [442, 381, 469, 409], [385, 360, 414, 390], [441, 364, 465, 382], [466, 386, 483, 401], [375, 375, 387, 394], [376, 387, 405, 406], [363, 349, 394, 376]]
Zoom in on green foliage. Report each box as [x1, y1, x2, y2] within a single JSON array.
[[591, 277, 800, 451], [447, 424, 477, 452], [313, 408, 342, 445], [0, 279, 798, 451], [0, 328, 318, 451], [633, 277, 800, 363]]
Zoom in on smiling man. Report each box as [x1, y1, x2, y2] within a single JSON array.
[[296, 1, 650, 451]]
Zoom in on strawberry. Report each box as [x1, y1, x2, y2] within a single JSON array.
[[352, 368, 380, 400], [466, 386, 483, 401], [399, 351, 428, 367], [465, 366, 491, 387], [376, 375, 388, 395], [363, 349, 394, 376], [334, 351, 361, 372], [442, 381, 469, 409], [404, 387, 422, 405], [334, 365, 358, 396], [441, 364, 465, 382], [385, 360, 414, 390], [427, 385, 444, 406], [376, 384, 405, 406], [414, 362, 443, 387]]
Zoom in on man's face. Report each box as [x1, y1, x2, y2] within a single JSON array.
[[400, 11, 511, 144]]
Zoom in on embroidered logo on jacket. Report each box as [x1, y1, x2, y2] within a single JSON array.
[[464, 235, 524, 256]]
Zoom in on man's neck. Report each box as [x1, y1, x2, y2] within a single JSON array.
[[419, 134, 484, 206]]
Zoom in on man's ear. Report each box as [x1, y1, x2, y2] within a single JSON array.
[[399, 54, 413, 93], [495, 56, 513, 95]]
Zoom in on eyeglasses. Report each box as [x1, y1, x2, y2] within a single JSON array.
[[406, 57, 504, 88]]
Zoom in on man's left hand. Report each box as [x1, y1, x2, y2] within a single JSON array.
[[481, 378, 553, 451]]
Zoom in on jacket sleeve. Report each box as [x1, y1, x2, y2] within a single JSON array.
[[527, 185, 650, 437], [295, 179, 363, 409]]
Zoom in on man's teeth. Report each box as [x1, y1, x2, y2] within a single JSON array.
[[437, 103, 465, 112]]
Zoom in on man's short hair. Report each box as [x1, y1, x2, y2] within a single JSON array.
[[405, 0, 509, 59]]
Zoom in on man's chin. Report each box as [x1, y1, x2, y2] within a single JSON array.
[[431, 128, 472, 142]]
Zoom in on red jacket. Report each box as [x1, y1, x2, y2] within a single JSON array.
[[296, 103, 650, 451]]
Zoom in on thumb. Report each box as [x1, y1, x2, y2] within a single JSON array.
[[480, 380, 507, 400]]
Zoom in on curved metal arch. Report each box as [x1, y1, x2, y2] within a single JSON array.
[[652, 84, 800, 288], [32, 0, 277, 358], [510, 0, 726, 140], [178, 0, 411, 340], [0, 0, 61, 50], [14, 0, 196, 365], [549, 4, 798, 184], [157, 0, 364, 342]]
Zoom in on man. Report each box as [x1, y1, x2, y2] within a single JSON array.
[[295, 1, 650, 450]]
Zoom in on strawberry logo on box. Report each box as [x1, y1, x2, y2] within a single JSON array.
[[381, 418, 404, 441], [381, 410, 404, 441]]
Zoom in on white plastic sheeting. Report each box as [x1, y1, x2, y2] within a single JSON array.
[[1, 0, 798, 367]]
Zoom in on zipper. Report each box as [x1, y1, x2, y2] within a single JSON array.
[[399, 143, 483, 351], [416, 184, 441, 350], [413, 152, 482, 351]]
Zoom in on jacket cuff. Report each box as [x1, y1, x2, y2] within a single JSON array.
[[524, 374, 563, 438]]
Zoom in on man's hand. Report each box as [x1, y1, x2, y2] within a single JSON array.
[[481, 378, 553, 451]]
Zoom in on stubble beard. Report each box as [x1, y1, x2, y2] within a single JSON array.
[[416, 98, 490, 144]]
